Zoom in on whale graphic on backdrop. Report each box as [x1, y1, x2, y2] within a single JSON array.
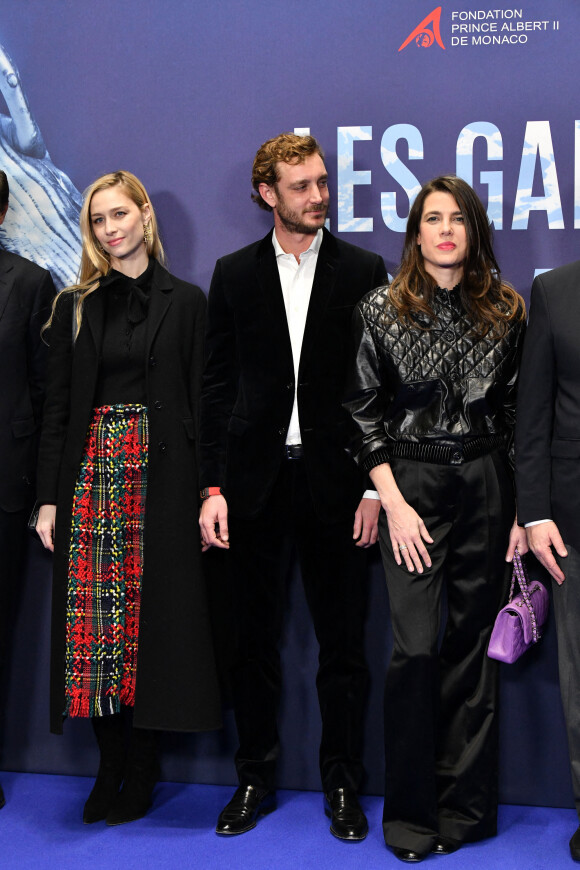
[[0, 44, 81, 289]]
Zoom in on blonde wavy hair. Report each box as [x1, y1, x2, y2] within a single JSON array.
[[45, 170, 165, 338]]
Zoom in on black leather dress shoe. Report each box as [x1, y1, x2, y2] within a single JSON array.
[[216, 784, 276, 835], [392, 846, 424, 863], [570, 826, 580, 862], [324, 787, 368, 841], [432, 836, 461, 855]]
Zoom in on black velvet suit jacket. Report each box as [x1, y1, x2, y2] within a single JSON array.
[[199, 228, 387, 523], [0, 249, 55, 512], [515, 261, 580, 551]]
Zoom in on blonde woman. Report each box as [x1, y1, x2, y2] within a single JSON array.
[[36, 171, 220, 825]]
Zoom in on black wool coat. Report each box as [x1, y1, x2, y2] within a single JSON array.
[[516, 261, 580, 552], [37, 261, 221, 734], [0, 250, 55, 512]]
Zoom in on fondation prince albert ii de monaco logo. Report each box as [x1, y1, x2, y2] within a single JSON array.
[[398, 7, 445, 52]]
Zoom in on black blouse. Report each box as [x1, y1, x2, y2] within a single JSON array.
[[94, 260, 154, 407]]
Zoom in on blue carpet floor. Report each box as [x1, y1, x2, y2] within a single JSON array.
[[0, 771, 576, 869]]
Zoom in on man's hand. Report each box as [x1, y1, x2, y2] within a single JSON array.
[[36, 503, 56, 553], [199, 494, 230, 550], [353, 497, 381, 548], [526, 521, 567, 585]]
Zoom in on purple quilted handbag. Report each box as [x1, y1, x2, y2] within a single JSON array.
[[487, 548, 549, 664]]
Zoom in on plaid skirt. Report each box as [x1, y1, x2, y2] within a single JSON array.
[[65, 404, 148, 719]]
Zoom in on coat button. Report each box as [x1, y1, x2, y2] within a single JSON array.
[[158, 441, 167, 453], [149, 356, 157, 367], [278, 427, 286, 436], [154, 400, 163, 410], [286, 382, 294, 391]]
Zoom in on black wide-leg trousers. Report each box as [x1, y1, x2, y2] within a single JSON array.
[[0, 506, 30, 751], [227, 457, 369, 793], [0, 507, 30, 679], [379, 452, 513, 856]]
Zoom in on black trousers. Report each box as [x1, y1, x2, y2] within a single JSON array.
[[227, 457, 369, 793], [379, 452, 513, 855], [0, 506, 31, 754], [0, 507, 30, 679]]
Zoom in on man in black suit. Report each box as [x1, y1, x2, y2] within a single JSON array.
[[199, 133, 387, 840], [515, 262, 580, 862], [0, 170, 55, 808]]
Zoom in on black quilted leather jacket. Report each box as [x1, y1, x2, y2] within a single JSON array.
[[344, 284, 526, 471]]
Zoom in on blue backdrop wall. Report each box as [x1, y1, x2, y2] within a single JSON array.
[[0, 0, 577, 807]]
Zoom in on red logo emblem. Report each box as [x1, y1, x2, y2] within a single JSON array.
[[398, 7, 445, 52]]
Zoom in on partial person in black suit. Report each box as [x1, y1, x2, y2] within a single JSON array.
[[199, 133, 387, 840], [515, 262, 580, 863], [0, 170, 56, 809]]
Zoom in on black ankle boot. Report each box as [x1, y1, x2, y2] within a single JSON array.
[[83, 714, 126, 824], [106, 727, 160, 825]]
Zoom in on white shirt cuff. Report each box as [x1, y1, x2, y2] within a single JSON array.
[[524, 519, 552, 527], [363, 489, 380, 500]]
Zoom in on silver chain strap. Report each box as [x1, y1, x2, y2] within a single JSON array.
[[508, 546, 540, 644]]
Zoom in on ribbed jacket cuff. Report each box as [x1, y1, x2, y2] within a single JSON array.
[[362, 448, 390, 472]]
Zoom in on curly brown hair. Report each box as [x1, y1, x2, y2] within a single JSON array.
[[389, 175, 525, 336], [251, 133, 325, 211]]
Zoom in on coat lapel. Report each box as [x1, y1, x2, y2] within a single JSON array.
[[299, 229, 339, 375], [83, 283, 105, 356], [146, 261, 173, 354], [0, 254, 15, 323], [256, 231, 294, 363]]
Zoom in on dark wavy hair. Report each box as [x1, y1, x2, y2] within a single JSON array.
[[389, 175, 525, 336], [251, 133, 325, 211]]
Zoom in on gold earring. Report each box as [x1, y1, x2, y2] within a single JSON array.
[[143, 221, 152, 245]]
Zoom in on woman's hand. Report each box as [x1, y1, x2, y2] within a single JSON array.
[[36, 504, 56, 552], [369, 462, 433, 573], [384, 497, 433, 573], [505, 516, 529, 562]]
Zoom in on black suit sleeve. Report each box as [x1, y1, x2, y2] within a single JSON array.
[[36, 291, 75, 504], [515, 275, 555, 525], [188, 286, 206, 472], [199, 259, 238, 489]]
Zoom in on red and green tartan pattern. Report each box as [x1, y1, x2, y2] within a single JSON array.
[[65, 404, 148, 719]]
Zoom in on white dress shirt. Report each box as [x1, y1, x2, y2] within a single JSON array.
[[272, 229, 379, 501], [273, 228, 322, 446]]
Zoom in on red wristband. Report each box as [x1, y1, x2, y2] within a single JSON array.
[[200, 486, 222, 500]]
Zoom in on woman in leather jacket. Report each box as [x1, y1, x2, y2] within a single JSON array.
[[344, 176, 527, 863]]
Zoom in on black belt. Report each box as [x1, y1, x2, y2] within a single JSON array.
[[285, 444, 304, 460]]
